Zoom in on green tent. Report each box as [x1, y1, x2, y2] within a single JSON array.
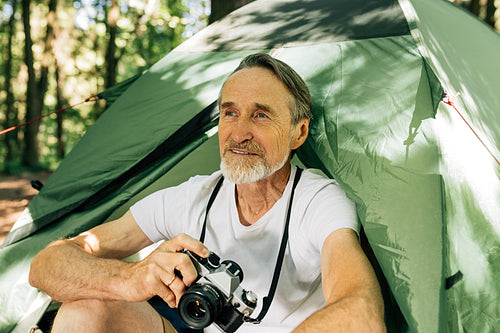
[[1, 0, 499, 331]]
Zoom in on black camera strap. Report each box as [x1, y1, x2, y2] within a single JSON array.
[[199, 167, 303, 324], [199, 175, 224, 243]]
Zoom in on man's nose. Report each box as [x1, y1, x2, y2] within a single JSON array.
[[231, 118, 253, 143]]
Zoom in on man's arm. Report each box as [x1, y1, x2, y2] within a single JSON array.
[[29, 210, 209, 308], [293, 228, 386, 332]]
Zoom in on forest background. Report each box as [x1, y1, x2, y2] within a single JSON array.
[[0, 0, 259, 173]]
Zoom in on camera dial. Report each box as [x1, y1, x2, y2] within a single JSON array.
[[242, 290, 258, 308], [206, 252, 220, 269]]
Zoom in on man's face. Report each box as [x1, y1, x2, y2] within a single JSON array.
[[218, 67, 299, 184]]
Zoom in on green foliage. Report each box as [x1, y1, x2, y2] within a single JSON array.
[[0, 0, 209, 174]]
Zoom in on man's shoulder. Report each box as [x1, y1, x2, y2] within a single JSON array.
[[141, 170, 223, 202], [175, 170, 224, 198], [299, 167, 338, 188], [297, 167, 351, 203], [185, 170, 223, 187]]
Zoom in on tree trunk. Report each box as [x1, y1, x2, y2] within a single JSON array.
[[52, 0, 66, 158], [22, 0, 42, 168], [469, 0, 481, 17], [21, 0, 58, 168], [39, 0, 57, 101], [209, 0, 255, 24], [485, 0, 497, 28], [55, 67, 65, 159], [3, 0, 18, 165], [105, 0, 119, 89]]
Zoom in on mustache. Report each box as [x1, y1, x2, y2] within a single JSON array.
[[224, 139, 265, 155]]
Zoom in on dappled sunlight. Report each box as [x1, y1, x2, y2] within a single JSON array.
[[437, 103, 500, 236], [80, 230, 101, 255], [176, 0, 409, 52], [403, 0, 500, 154], [6, 208, 33, 233], [435, 98, 500, 330], [351, 3, 406, 28], [153, 50, 247, 94], [123, 241, 162, 263], [396, 6, 500, 321], [292, 36, 444, 332], [447, 200, 490, 289]]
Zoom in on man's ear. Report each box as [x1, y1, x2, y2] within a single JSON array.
[[291, 118, 310, 150]]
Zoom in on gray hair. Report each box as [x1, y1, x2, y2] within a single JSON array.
[[220, 53, 312, 125]]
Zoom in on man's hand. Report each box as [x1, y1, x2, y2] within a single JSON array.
[[123, 234, 209, 308], [29, 211, 208, 307]]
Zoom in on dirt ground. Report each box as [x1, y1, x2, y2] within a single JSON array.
[[0, 172, 52, 246]]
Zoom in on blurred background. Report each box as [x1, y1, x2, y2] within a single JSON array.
[[0, 0, 498, 244]]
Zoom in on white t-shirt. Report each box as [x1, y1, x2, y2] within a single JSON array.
[[131, 166, 359, 332]]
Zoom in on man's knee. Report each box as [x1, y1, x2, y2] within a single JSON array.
[[52, 299, 165, 333], [52, 299, 119, 332]]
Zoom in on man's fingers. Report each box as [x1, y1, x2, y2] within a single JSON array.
[[141, 251, 198, 289], [153, 269, 176, 307], [163, 234, 210, 258], [158, 272, 187, 308], [134, 235, 206, 306], [165, 252, 199, 286], [154, 235, 206, 285], [167, 277, 187, 307], [158, 287, 177, 308]]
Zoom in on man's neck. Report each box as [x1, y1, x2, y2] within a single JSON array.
[[235, 163, 292, 226]]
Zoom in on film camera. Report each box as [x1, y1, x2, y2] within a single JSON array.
[[177, 250, 258, 332]]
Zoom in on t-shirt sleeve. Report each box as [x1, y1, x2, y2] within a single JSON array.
[[129, 173, 221, 244], [303, 181, 359, 252], [130, 183, 188, 243]]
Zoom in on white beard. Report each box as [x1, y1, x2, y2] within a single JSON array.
[[220, 138, 292, 184]]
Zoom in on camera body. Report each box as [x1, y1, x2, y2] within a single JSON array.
[[178, 250, 258, 332]]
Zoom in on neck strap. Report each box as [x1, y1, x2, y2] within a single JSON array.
[[199, 167, 303, 324], [199, 175, 224, 243]]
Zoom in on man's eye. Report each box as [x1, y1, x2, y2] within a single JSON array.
[[256, 112, 268, 118], [224, 111, 236, 117]]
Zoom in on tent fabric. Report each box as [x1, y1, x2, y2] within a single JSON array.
[[1, 0, 499, 332], [290, 38, 446, 332], [401, 1, 500, 331], [97, 73, 142, 105], [174, 0, 411, 51]]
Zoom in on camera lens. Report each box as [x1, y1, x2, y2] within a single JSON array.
[[186, 300, 207, 318], [178, 284, 224, 329]]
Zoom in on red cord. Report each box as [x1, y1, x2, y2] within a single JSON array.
[[0, 94, 100, 136], [442, 92, 500, 167], [3, 92, 498, 168]]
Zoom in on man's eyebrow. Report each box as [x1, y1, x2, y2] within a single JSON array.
[[220, 102, 276, 115], [255, 103, 276, 115], [220, 102, 235, 109]]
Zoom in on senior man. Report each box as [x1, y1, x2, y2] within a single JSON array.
[[29, 53, 385, 332]]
